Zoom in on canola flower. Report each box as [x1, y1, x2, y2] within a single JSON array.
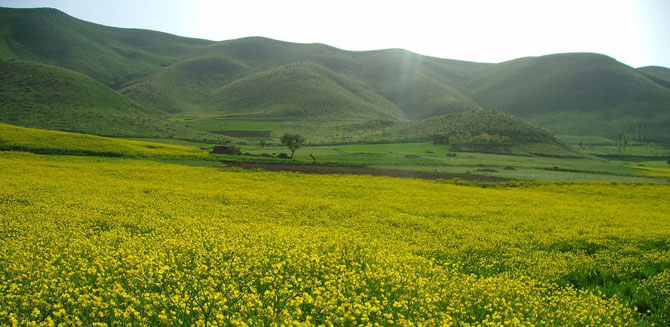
[[0, 152, 669, 326]]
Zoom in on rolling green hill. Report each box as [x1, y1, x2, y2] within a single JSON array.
[[1, 7, 668, 143], [386, 110, 556, 143], [638, 66, 670, 89], [0, 59, 231, 141], [206, 62, 406, 120], [122, 39, 487, 121], [372, 110, 575, 156], [466, 53, 670, 142], [0, 7, 211, 88], [350, 49, 485, 119], [121, 56, 254, 113]]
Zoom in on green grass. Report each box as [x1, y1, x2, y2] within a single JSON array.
[[120, 56, 254, 113], [637, 160, 670, 168], [0, 123, 209, 159], [469, 53, 670, 142], [170, 118, 282, 133], [560, 135, 670, 158], [581, 144, 670, 157], [559, 135, 617, 145], [0, 7, 211, 88], [205, 62, 405, 120], [638, 66, 670, 88], [236, 141, 667, 182], [349, 48, 484, 119], [168, 110, 573, 156], [378, 110, 569, 149], [0, 59, 232, 142]]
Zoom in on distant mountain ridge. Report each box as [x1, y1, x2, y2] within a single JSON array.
[[1, 7, 669, 142]]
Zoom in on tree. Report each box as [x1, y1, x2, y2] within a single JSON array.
[[259, 139, 266, 148], [280, 133, 305, 159], [623, 134, 630, 154], [615, 133, 630, 155]]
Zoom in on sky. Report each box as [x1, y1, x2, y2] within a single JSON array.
[[1, 0, 668, 67]]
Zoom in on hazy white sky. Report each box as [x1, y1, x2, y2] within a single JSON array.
[[1, 0, 668, 67]]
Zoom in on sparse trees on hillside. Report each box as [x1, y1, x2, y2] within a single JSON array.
[[634, 124, 644, 142], [615, 133, 631, 155]]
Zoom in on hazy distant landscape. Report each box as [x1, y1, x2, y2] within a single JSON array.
[[0, 5, 669, 327]]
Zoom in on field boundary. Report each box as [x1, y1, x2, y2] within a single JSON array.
[[221, 161, 510, 182]]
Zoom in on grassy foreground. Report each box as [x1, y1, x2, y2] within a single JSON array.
[[1, 152, 669, 326]]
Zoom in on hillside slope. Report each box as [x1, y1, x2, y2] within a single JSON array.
[[0, 59, 230, 141], [121, 56, 254, 113], [387, 110, 557, 143], [200, 39, 487, 119], [206, 62, 406, 120], [467, 54, 670, 142], [1, 7, 668, 142], [637, 66, 670, 89], [0, 7, 211, 88], [330, 110, 576, 156], [350, 49, 485, 119]]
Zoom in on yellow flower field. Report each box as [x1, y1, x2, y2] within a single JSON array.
[[0, 152, 668, 326]]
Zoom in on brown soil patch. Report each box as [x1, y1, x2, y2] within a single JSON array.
[[222, 161, 509, 182]]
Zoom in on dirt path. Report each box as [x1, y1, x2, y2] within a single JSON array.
[[222, 161, 509, 182]]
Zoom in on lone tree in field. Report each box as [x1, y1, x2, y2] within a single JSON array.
[[280, 133, 305, 159]]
